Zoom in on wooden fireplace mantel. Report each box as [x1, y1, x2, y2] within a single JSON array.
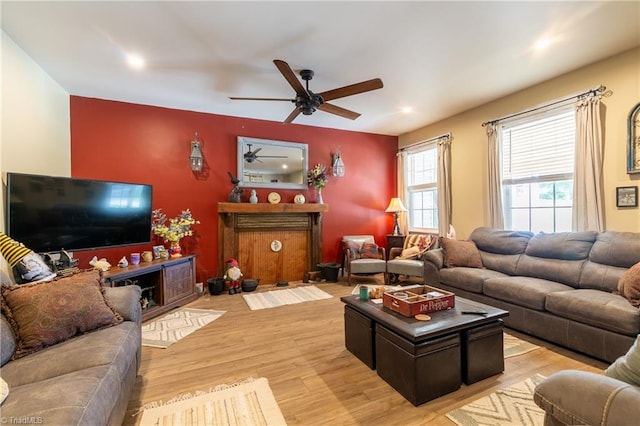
[[217, 202, 329, 284]]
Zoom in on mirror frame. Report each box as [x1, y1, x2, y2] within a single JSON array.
[[237, 136, 309, 190]]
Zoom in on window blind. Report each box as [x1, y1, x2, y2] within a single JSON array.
[[501, 109, 575, 183]]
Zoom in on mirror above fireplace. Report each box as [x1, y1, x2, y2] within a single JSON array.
[[237, 136, 308, 189]]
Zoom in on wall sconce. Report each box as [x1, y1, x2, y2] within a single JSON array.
[[385, 197, 407, 236], [332, 147, 345, 177], [190, 132, 203, 172]]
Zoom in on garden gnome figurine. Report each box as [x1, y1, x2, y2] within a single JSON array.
[[227, 172, 244, 203], [224, 257, 243, 294]]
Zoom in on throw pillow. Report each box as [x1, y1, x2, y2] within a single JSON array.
[[1, 270, 123, 360], [439, 237, 484, 268], [403, 234, 435, 252], [343, 240, 361, 260], [617, 261, 640, 307], [0, 231, 56, 284], [360, 242, 382, 259], [399, 245, 422, 260], [0, 377, 8, 406], [605, 335, 640, 387]]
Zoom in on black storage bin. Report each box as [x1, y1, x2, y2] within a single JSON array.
[[344, 306, 376, 369], [318, 262, 340, 282], [207, 277, 225, 295], [462, 320, 504, 385], [375, 324, 461, 406]]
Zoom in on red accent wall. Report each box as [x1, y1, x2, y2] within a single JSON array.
[[70, 96, 397, 283]]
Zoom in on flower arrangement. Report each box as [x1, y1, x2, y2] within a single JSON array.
[[307, 163, 328, 190], [151, 209, 199, 244]]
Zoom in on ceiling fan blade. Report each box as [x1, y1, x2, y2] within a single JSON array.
[[274, 59, 308, 95], [318, 103, 361, 120], [229, 97, 293, 101], [319, 78, 383, 102], [284, 108, 301, 124], [252, 148, 262, 155]]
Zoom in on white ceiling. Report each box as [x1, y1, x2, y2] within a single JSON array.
[[2, 1, 639, 136]]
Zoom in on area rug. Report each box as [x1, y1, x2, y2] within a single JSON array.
[[142, 308, 226, 348], [137, 377, 287, 426], [242, 285, 332, 310], [446, 374, 546, 426], [504, 333, 540, 358]]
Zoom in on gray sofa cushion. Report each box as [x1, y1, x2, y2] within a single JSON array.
[[478, 252, 523, 276], [525, 231, 597, 260], [2, 364, 125, 425], [440, 267, 508, 294], [1, 321, 139, 387], [483, 276, 574, 311], [1, 316, 15, 367], [589, 231, 640, 268], [579, 262, 628, 292], [469, 227, 533, 255], [545, 290, 640, 336], [605, 335, 640, 386], [387, 258, 424, 277]]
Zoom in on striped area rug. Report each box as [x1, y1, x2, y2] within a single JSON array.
[[242, 285, 332, 310], [138, 377, 286, 426], [142, 308, 226, 348], [446, 374, 546, 426]]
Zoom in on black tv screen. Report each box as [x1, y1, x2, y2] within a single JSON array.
[[5, 172, 153, 253]]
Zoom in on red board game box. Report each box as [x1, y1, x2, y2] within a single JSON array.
[[382, 285, 455, 317]]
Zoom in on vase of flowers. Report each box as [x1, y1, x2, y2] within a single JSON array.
[[307, 163, 328, 203], [151, 209, 199, 257]]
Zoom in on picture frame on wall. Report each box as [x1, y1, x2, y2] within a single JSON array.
[[628, 102, 640, 174], [616, 186, 638, 208]]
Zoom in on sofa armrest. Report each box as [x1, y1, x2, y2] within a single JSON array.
[[534, 370, 640, 425], [104, 285, 142, 325], [423, 248, 444, 269], [389, 247, 403, 260]]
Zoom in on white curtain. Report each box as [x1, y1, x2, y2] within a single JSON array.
[[486, 124, 504, 229], [572, 94, 604, 231], [437, 137, 452, 236], [397, 151, 408, 234]]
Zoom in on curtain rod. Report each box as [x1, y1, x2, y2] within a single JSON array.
[[399, 132, 452, 152], [481, 85, 610, 127]]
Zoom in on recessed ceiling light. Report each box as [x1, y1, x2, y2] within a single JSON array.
[[533, 37, 552, 51], [126, 53, 145, 70], [401, 106, 414, 114]]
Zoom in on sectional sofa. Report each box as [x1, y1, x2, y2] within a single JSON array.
[[422, 227, 640, 362], [0, 270, 142, 425]]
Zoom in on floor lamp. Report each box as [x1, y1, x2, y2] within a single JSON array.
[[385, 198, 407, 236]]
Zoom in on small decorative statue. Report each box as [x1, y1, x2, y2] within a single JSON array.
[[89, 256, 112, 272], [249, 189, 258, 203], [227, 172, 244, 203], [224, 257, 243, 294]]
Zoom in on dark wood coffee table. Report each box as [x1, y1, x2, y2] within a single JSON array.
[[341, 294, 509, 405]]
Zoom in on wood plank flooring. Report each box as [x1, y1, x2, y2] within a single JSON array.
[[123, 276, 607, 425]]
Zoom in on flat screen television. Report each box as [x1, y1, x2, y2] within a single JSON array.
[[5, 172, 153, 253]]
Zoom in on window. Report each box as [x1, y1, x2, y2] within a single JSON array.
[[406, 145, 438, 231], [500, 107, 575, 232]]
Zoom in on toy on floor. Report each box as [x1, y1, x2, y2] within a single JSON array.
[[224, 257, 243, 294]]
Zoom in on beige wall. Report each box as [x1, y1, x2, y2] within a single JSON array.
[[400, 48, 640, 238], [1, 31, 71, 233]]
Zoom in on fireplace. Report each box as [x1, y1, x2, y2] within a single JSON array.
[[217, 202, 328, 285]]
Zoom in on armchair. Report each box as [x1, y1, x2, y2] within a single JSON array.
[[534, 334, 640, 425], [386, 233, 437, 284], [342, 235, 386, 285]]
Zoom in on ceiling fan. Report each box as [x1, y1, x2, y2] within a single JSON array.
[[244, 143, 287, 163], [230, 59, 383, 123]]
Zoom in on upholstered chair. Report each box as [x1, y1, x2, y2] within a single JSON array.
[[342, 235, 386, 285], [534, 334, 640, 424], [386, 234, 437, 284]]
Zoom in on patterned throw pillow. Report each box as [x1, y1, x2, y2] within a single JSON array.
[[400, 234, 436, 259], [399, 245, 422, 260], [617, 261, 640, 307], [439, 237, 484, 268], [0, 270, 123, 359], [343, 240, 361, 260], [360, 242, 382, 259]]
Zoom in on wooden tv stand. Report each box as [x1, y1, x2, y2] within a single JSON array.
[[102, 255, 197, 321]]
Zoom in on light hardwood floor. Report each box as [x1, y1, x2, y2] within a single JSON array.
[[123, 276, 607, 425]]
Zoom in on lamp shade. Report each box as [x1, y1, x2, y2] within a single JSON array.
[[385, 197, 407, 213]]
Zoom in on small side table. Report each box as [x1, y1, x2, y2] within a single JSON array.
[[385, 234, 405, 260]]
